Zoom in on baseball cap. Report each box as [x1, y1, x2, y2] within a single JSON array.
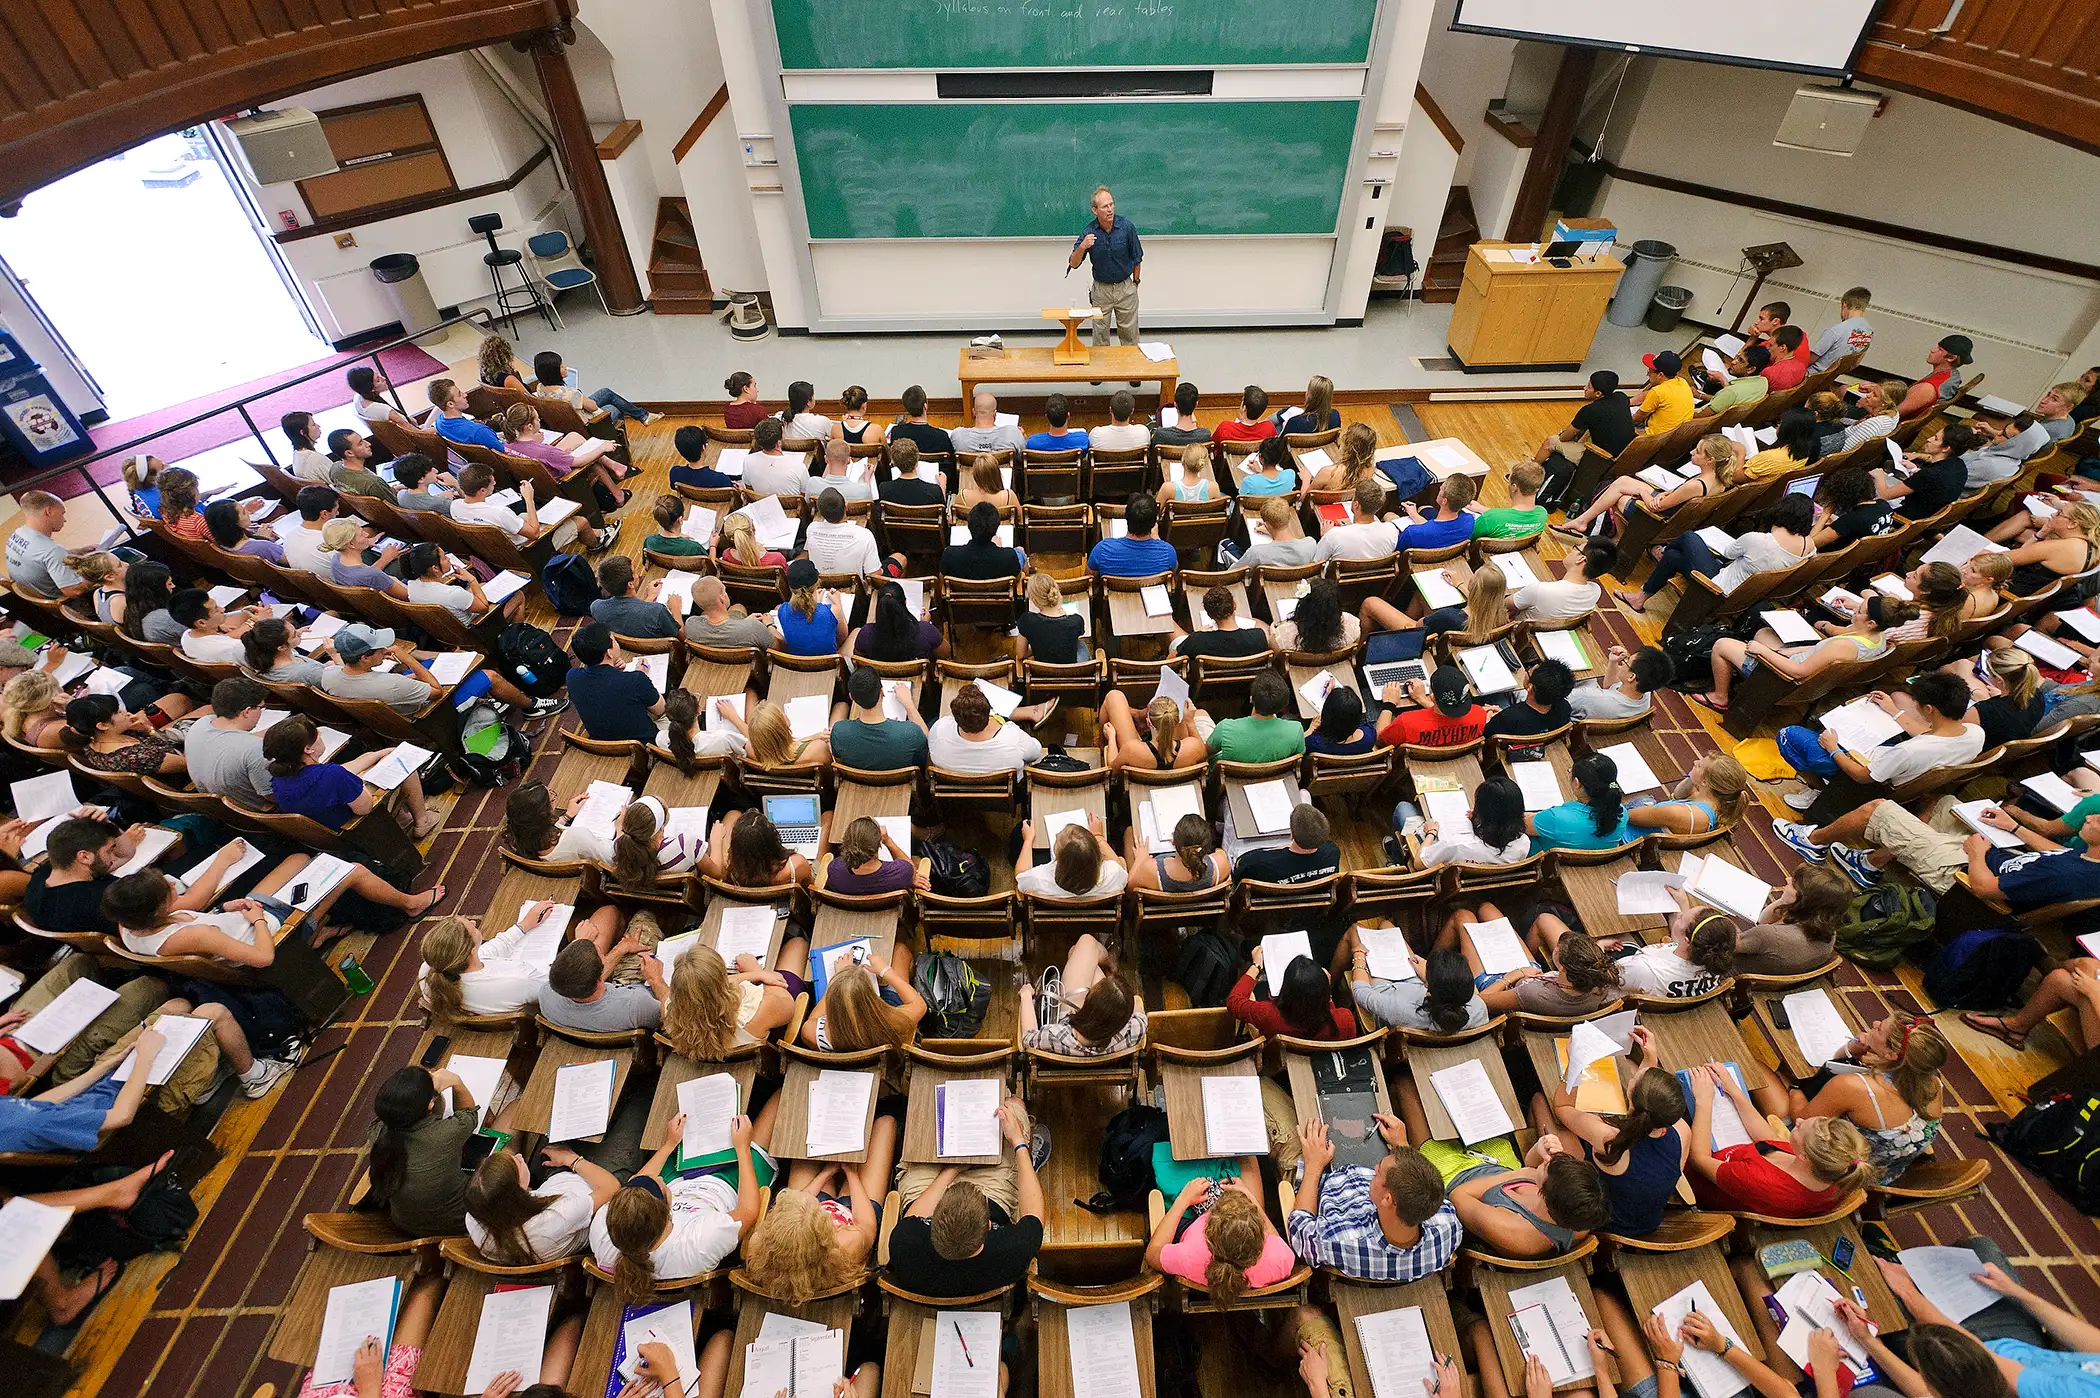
[[1429, 665, 1472, 717], [1938, 334, 1974, 365], [1643, 350, 1683, 376], [334, 623, 397, 661], [786, 558, 820, 590]]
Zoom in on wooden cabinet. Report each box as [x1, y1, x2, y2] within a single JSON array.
[[1446, 241, 1623, 371]]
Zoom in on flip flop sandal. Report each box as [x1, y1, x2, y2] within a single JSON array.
[[1960, 1013, 2026, 1050]]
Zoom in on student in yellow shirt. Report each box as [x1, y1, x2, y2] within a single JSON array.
[[1633, 351, 1694, 437]]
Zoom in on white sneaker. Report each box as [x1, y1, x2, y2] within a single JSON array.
[[238, 1056, 297, 1099], [1783, 787, 1819, 811]]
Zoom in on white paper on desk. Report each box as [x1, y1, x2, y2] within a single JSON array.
[[1140, 584, 1172, 617], [896, 577, 926, 619], [1429, 1058, 1515, 1144], [1866, 573, 1914, 603], [1067, 1301, 1144, 1398], [736, 492, 797, 549], [511, 903, 575, 963], [785, 693, 830, 740], [575, 780, 633, 837], [1423, 790, 1474, 842], [1155, 665, 1190, 710], [1596, 740, 1663, 794], [12, 770, 79, 824], [1355, 1304, 1438, 1398], [1245, 778, 1295, 834], [482, 570, 532, 605], [1639, 465, 1684, 491], [0, 967, 19, 1007], [1563, 1011, 1639, 1093], [880, 680, 916, 723], [2060, 609, 2100, 643], [717, 904, 775, 962], [1511, 761, 1564, 811], [1300, 448, 1334, 471], [536, 497, 581, 527], [548, 1058, 616, 1143], [363, 742, 433, 791], [1617, 870, 1684, 916], [1654, 1282, 1749, 1398], [1953, 800, 2023, 848], [313, 1276, 402, 1387], [948, 523, 1014, 547], [1107, 518, 1128, 538], [1686, 854, 1772, 923], [974, 679, 1023, 720], [1413, 569, 1464, 610], [1143, 785, 1205, 853], [443, 1054, 507, 1129], [806, 1068, 875, 1156], [1294, 669, 1337, 717], [1536, 629, 1589, 671], [112, 1013, 211, 1085], [1139, 342, 1174, 363], [288, 852, 357, 910], [113, 826, 181, 878], [1897, 1246, 2000, 1324], [1042, 809, 1089, 845], [464, 1283, 553, 1394], [678, 1073, 740, 1158], [1201, 1074, 1269, 1155], [1781, 990, 1853, 1069], [706, 692, 746, 734], [932, 1310, 1002, 1398], [425, 652, 477, 686], [1261, 931, 1314, 987], [625, 1301, 702, 1394], [1458, 645, 1517, 695], [2017, 629, 2083, 669], [180, 842, 265, 900], [1507, 1276, 1595, 1383], [2021, 771, 2083, 813], [1821, 587, 1867, 616], [1489, 553, 1541, 589], [206, 584, 246, 609], [1762, 610, 1819, 645], [14, 977, 122, 1056], [655, 931, 701, 976], [1775, 1271, 1870, 1372], [1921, 525, 2006, 569], [712, 448, 749, 478], [626, 652, 671, 691], [1700, 1062, 1755, 1151], [1696, 527, 1736, 555], [1358, 926, 1417, 982], [1817, 696, 1905, 754], [0, 1197, 71, 1300], [1465, 917, 1533, 976], [937, 1078, 1002, 1159], [757, 1312, 829, 1346], [682, 505, 718, 543], [1714, 334, 1746, 356]]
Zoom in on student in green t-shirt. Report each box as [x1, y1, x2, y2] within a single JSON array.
[[1203, 671, 1306, 763], [2000, 786, 2100, 851], [1471, 459, 1549, 540], [641, 493, 710, 557]]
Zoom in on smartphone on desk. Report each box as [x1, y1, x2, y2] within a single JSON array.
[[421, 1034, 452, 1069]]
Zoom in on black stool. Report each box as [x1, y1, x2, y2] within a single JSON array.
[[468, 212, 554, 336]]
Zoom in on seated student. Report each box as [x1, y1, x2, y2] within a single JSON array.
[[421, 905, 608, 1019], [1739, 409, 1824, 486], [363, 1063, 485, 1235], [1126, 810, 1227, 893], [1015, 571, 1086, 664], [741, 1148, 887, 1307], [1392, 473, 1479, 553], [60, 693, 185, 777], [466, 1146, 621, 1265], [1023, 392, 1089, 452], [829, 665, 930, 771], [663, 939, 810, 1057], [590, 555, 681, 639], [771, 559, 848, 656], [823, 816, 923, 895], [1411, 773, 1530, 867], [682, 575, 774, 652], [734, 419, 808, 501], [887, 384, 953, 459], [929, 681, 1053, 774], [710, 696, 831, 772], [1841, 378, 1907, 451], [1954, 646, 2047, 750], [1021, 934, 1144, 1056], [1273, 374, 1341, 438], [123, 452, 166, 519], [1016, 813, 1129, 900], [1306, 421, 1382, 497], [799, 948, 924, 1051], [641, 492, 708, 557], [1746, 1010, 1946, 1186], [566, 623, 662, 743], [1704, 594, 1915, 711], [390, 453, 459, 516], [1156, 442, 1218, 508], [1370, 565, 1504, 649], [5, 489, 89, 600], [657, 689, 745, 767], [942, 500, 1029, 581], [1273, 578, 1358, 655], [1172, 586, 1271, 660], [264, 715, 443, 840], [1100, 691, 1205, 772], [1692, 343, 1774, 415], [1535, 1023, 1687, 1237], [1632, 352, 1694, 437], [0, 1015, 159, 1153], [1807, 390, 1852, 458], [1288, 1110, 1461, 1281], [1809, 797, 2100, 919], [1153, 381, 1211, 448], [669, 425, 736, 491], [1473, 462, 1549, 540], [1809, 467, 1896, 551], [806, 488, 902, 578], [1771, 673, 1984, 827], [277, 410, 332, 483], [1615, 493, 1816, 613], [1478, 926, 1623, 1017], [1374, 665, 1492, 751], [107, 842, 440, 961], [1088, 492, 1178, 577], [1212, 385, 1278, 446], [1146, 1159, 1296, 1304], [1727, 863, 1849, 976], [606, 800, 703, 891], [850, 581, 946, 665], [1314, 477, 1404, 562], [241, 615, 327, 686], [593, 1111, 762, 1297], [277, 485, 340, 576], [1873, 421, 1982, 520], [1963, 410, 2059, 490], [500, 402, 625, 507], [1535, 369, 1636, 480], [1838, 1276, 2100, 1398], [319, 518, 411, 603], [1228, 945, 1355, 1041], [1609, 889, 1734, 998], [453, 461, 611, 553], [171, 586, 255, 665], [1527, 752, 1633, 851], [1562, 433, 1740, 544], [402, 541, 525, 629], [204, 499, 285, 564], [1760, 327, 1811, 390], [1485, 659, 1576, 742], [720, 369, 766, 429], [886, 1097, 1044, 1299], [953, 452, 1018, 517], [1684, 1065, 1871, 1215], [25, 816, 227, 935], [536, 350, 643, 425], [1392, 1076, 1610, 1257], [1088, 389, 1150, 452], [699, 811, 815, 896], [2, 669, 69, 749], [1235, 804, 1344, 885], [321, 624, 466, 718], [877, 439, 946, 507], [1202, 671, 1306, 762], [943, 392, 1022, 460], [325, 428, 398, 502], [1304, 686, 1378, 756], [1510, 541, 1609, 624], [1239, 436, 1298, 497], [539, 925, 667, 1032], [1345, 942, 1488, 1033], [1993, 501, 2100, 598], [1569, 644, 1672, 721], [1628, 752, 1749, 838]]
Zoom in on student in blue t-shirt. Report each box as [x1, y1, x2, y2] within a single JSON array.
[[1025, 392, 1090, 451], [427, 379, 504, 449], [668, 425, 738, 489], [0, 1022, 163, 1154], [1086, 493, 1179, 577], [1527, 753, 1634, 851], [772, 559, 847, 656], [1394, 474, 1480, 553], [1858, 1253, 2100, 1398]]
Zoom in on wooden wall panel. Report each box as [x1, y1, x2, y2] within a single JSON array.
[[0, 0, 570, 204], [1857, 0, 2100, 155]]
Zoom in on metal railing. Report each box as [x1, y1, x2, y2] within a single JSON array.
[[7, 309, 493, 531]]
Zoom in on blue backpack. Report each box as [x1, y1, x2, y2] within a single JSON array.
[[1923, 927, 2043, 1009], [540, 553, 599, 617]]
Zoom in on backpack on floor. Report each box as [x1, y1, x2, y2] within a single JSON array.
[[540, 554, 600, 618], [1171, 928, 1240, 1009], [919, 838, 990, 898], [497, 622, 569, 696], [1989, 1093, 2100, 1213], [1923, 927, 2044, 1009], [1662, 623, 1731, 693], [1834, 883, 1937, 968], [453, 702, 533, 788], [912, 952, 990, 1038], [1079, 1104, 1171, 1213]]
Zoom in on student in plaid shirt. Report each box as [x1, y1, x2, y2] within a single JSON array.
[[1286, 1113, 1462, 1282]]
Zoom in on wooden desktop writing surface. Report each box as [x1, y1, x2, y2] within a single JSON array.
[[1753, 988, 1860, 1081], [958, 345, 1178, 407], [1036, 1294, 1157, 1398], [723, 1291, 861, 1398], [1333, 1277, 1466, 1398], [1446, 242, 1623, 372], [1159, 1054, 1260, 1161], [1405, 1037, 1525, 1143], [1475, 1261, 1601, 1393], [1643, 1000, 1756, 1078], [882, 1295, 1007, 1398], [642, 1052, 762, 1150], [1615, 1246, 1766, 1363]]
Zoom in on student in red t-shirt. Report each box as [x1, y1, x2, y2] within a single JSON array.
[[1374, 665, 1490, 748], [1211, 385, 1280, 446], [1227, 945, 1356, 1041], [1684, 1061, 1872, 1215], [1760, 328, 1810, 390]]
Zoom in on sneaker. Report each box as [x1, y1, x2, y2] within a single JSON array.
[[643, 411, 666, 425], [238, 1056, 297, 1099], [586, 519, 623, 554], [1028, 1122, 1051, 1170], [526, 694, 570, 721], [1037, 967, 1065, 1026], [1829, 843, 1884, 890], [1783, 786, 1820, 811], [1771, 819, 1827, 862]]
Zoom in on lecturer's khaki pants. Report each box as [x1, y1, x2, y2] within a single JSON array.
[[1091, 278, 1140, 347]]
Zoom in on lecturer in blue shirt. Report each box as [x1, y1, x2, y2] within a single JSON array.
[[1068, 186, 1143, 366]]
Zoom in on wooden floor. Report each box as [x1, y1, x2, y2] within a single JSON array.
[[53, 396, 2100, 1398]]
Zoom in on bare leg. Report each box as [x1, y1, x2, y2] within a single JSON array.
[[1748, 1059, 1791, 1123], [1594, 1290, 1654, 1390], [1469, 1319, 1513, 1398], [1807, 803, 1878, 848], [1709, 638, 1748, 706], [1980, 960, 2100, 1044], [578, 904, 625, 958], [1733, 1255, 1801, 1384], [1360, 596, 1419, 634], [690, 1331, 735, 1398], [861, 1112, 899, 1197], [40, 1256, 119, 1326], [1986, 510, 2036, 545], [1529, 911, 1575, 963], [540, 1311, 585, 1387], [847, 1361, 880, 1398], [1395, 1073, 1434, 1146], [339, 864, 446, 916], [776, 935, 811, 981], [1331, 924, 1365, 980], [188, 999, 255, 1074], [250, 853, 312, 896], [393, 1273, 447, 1348], [1062, 934, 1109, 999], [481, 669, 535, 709]]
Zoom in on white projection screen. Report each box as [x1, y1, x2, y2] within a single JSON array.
[[1450, 0, 1877, 74]]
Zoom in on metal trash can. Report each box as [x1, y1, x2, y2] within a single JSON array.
[[370, 253, 441, 339], [1607, 238, 1677, 327], [1645, 286, 1694, 333]]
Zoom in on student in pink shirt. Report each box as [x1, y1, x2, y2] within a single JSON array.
[[497, 402, 629, 508], [1143, 1162, 1297, 1301]]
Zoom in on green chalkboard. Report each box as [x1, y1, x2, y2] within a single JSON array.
[[770, 0, 1379, 70], [790, 101, 1359, 239]]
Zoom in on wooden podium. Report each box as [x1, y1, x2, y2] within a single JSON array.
[[1445, 241, 1623, 372], [1043, 306, 1100, 364]]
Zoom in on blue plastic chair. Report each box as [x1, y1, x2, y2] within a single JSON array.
[[526, 230, 606, 325]]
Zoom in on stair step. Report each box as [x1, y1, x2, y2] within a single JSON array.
[[654, 226, 700, 253], [1421, 285, 1460, 304], [650, 251, 706, 273], [650, 284, 711, 300], [649, 271, 711, 294]]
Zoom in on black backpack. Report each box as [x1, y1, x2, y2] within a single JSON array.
[[920, 838, 990, 898], [1079, 1104, 1170, 1213], [1662, 624, 1731, 692], [1171, 928, 1240, 1009], [1989, 1092, 2100, 1213], [1923, 927, 2043, 1009], [497, 622, 569, 696], [540, 554, 600, 617]]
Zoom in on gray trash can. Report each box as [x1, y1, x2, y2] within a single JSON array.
[[370, 253, 441, 339], [1645, 286, 1694, 333], [1607, 238, 1677, 327]]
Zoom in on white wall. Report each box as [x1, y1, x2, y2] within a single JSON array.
[[1469, 121, 1529, 244], [1416, 0, 1521, 185], [575, 0, 724, 195], [597, 128, 659, 296]]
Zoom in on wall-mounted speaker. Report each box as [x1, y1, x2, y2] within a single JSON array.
[[1772, 85, 1883, 156], [223, 108, 340, 185]]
